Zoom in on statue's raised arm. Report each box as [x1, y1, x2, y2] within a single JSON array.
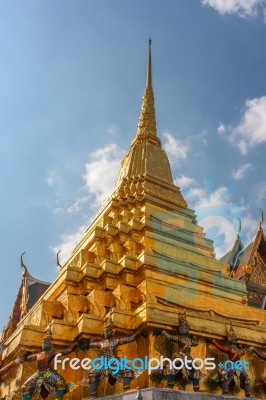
[[212, 340, 230, 354], [118, 328, 146, 345], [88, 338, 102, 348], [162, 329, 178, 342], [58, 343, 78, 356], [0, 357, 22, 379], [23, 352, 37, 361]]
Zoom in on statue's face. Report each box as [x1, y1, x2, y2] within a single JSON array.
[[179, 324, 189, 335], [42, 338, 52, 351], [104, 326, 113, 339]]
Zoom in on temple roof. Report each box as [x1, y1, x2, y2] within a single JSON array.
[[0, 266, 50, 344], [235, 223, 265, 268], [220, 213, 266, 279], [25, 270, 51, 309], [220, 234, 244, 266], [219, 213, 266, 309], [220, 214, 265, 269], [219, 218, 243, 265], [235, 239, 255, 268]]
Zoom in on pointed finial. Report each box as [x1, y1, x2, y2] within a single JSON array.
[[259, 208, 264, 230], [133, 39, 158, 142], [20, 252, 27, 274], [237, 218, 242, 237], [56, 250, 62, 269], [146, 38, 152, 88]]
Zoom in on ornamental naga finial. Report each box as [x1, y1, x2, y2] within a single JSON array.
[[259, 208, 264, 230], [56, 250, 62, 269], [237, 217, 242, 236], [20, 251, 27, 274]]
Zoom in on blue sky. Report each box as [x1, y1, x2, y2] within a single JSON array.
[[1, 0, 266, 331]]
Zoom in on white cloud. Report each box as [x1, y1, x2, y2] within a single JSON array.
[[47, 143, 126, 216], [219, 96, 266, 154], [232, 163, 253, 180], [253, 182, 266, 206], [174, 174, 197, 188], [46, 170, 56, 186], [194, 186, 231, 208], [242, 212, 259, 241], [217, 123, 226, 135], [83, 143, 126, 206], [174, 174, 248, 257], [107, 125, 119, 136], [51, 224, 87, 266], [163, 131, 189, 165], [194, 187, 245, 257], [50, 143, 126, 265], [200, 215, 237, 258], [201, 0, 265, 18], [180, 177, 262, 257], [66, 197, 89, 214]]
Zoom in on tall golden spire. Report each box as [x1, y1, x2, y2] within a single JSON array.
[[115, 40, 187, 208], [134, 39, 158, 142], [146, 38, 152, 88]]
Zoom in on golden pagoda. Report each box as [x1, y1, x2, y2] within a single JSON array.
[[1, 41, 266, 399]]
